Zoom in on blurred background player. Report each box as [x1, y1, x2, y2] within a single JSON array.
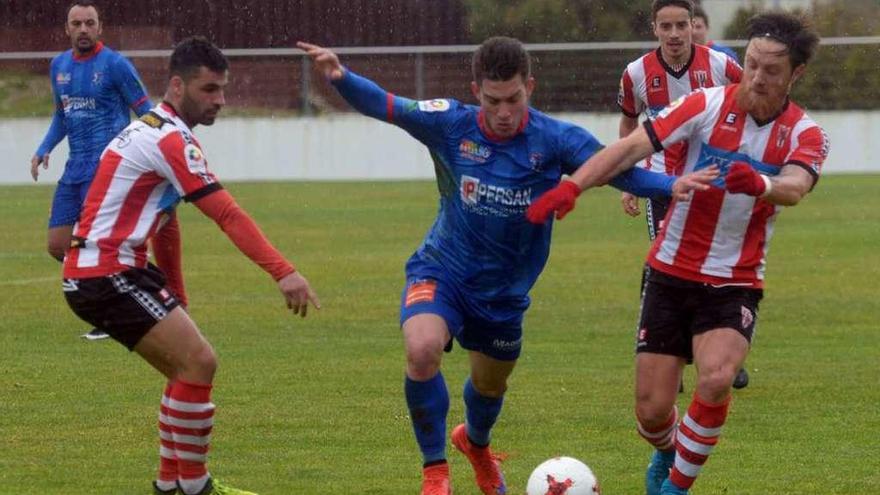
[[30, 0, 171, 340], [616, 0, 749, 390], [528, 11, 827, 495], [62, 36, 320, 495], [298, 37, 714, 495], [692, 4, 740, 63]]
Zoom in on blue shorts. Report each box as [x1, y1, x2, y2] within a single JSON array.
[[49, 180, 92, 228], [399, 267, 527, 361]]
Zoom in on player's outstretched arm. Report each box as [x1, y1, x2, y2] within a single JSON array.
[[192, 188, 321, 317], [527, 126, 656, 224]]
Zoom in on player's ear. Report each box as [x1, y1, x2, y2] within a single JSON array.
[[789, 63, 806, 88], [169, 75, 185, 97], [470, 80, 481, 101], [526, 76, 536, 97]]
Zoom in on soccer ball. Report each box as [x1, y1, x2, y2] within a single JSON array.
[[525, 456, 600, 495]]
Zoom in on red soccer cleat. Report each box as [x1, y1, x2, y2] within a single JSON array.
[[421, 462, 453, 495], [451, 424, 507, 495]]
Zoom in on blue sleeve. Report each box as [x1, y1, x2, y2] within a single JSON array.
[[608, 167, 674, 197], [331, 69, 453, 148], [112, 54, 152, 116], [559, 123, 603, 175], [36, 108, 67, 157]]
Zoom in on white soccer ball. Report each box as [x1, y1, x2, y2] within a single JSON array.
[[525, 456, 601, 495]]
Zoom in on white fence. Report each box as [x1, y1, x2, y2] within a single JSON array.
[[3, 110, 877, 185]]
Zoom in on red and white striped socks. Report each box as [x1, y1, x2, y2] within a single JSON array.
[[638, 405, 679, 451], [157, 379, 215, 495], [669, 393, 730, 489]]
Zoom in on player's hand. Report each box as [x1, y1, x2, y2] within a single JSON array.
[[526, 180, 581, 224], [296, 41, 345, 81], [671, 165, 720, 201], [30, 154, 49, 181], [277, 271, 321, 318], [725, 162, 768, 197], [621, 192, 640, 216]]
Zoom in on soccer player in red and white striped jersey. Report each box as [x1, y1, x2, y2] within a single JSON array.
[[62, 37, 320, 495], [617, 0, 741, 228], [528, 12, 827, 495]]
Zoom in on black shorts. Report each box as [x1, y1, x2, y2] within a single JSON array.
[[636, 270, 762, 360], [62, 265, 180, 350]]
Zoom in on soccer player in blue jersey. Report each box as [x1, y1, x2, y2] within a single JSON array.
[[693, 5, 740, 64], [30, 1, 159, 339], [298, 38, 716, 495], [31, 0, 153, 261]]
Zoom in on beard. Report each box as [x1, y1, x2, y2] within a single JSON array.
[[736, 84, 786, 122]]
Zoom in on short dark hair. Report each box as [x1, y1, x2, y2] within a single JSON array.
[[67, 0, 100, 21], [472, 36, 531, 83], [747, 11, 820, 68], [651, 0, 694, 21], [693, 5, 708, 25], [169, 36, 229, 81]]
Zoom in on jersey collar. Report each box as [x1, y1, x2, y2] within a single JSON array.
[[72, 41, 104, 61], [477, 109, 530, 143], [656, 45, 695, 79]]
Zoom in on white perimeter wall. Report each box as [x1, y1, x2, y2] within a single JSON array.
[[2, 111, 877, 184]]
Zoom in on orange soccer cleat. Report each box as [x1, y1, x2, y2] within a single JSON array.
[[421, 462, 453, 495], [451, 424, 507, 495]]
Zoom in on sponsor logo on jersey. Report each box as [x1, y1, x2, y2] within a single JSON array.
[[617, 78, 625, 106], [114, 126, 142, 149], [60, 95, 97, 114], [458, 139, 492, 163], [694, 70, 708, 88], [460, 175, 532, 208], [56, 72, 72, 85], [417, 99, 451, 113]]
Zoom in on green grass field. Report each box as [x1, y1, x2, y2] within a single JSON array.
[[1, 177, 878, 494]]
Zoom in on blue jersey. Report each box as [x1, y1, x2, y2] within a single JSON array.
[[36, 42, 152, 184], [708, 41, 740, 64], [335, 71, 676, 303]]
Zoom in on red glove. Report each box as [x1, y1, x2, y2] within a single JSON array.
[[526, 180, 581, 224], [725, 162, 769, 197]]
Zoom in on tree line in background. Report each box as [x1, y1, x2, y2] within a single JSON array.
[[465, 0, 879, 110]]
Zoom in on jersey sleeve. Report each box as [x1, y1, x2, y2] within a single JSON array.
[[36, 61, 68, 156], [723, 55, 742, 83], [111, 54, 152, 116], [617, 68, 642, 118], [332, 69, 456, 148], [156, 131, 221, 201], [643, 90, 709, 152], [558, 123, 603, 175], [785, 125, 830, 186]]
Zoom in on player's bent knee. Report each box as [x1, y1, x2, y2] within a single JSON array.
[[696, 367, 736, 401], [406, 347, 442, 379], [469, 375, 507, 398]]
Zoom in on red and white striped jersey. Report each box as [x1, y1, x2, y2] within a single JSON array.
[[64, 102, 219, 279], [618, 44, 742, 176], [643, 84, 830, 288]]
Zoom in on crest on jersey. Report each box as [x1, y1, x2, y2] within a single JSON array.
[[529, 152, 545, 172], [417, 99, 451, 113], [694, 70, 708, 88], [651, 76, 662, 88], [92, 71, 103, 85], [776, 125, 791, 148], [184, 143, 207, 173]]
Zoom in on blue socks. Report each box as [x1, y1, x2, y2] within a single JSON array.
[[405, 373, 450, 464], [463, 377, 504, 447]]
